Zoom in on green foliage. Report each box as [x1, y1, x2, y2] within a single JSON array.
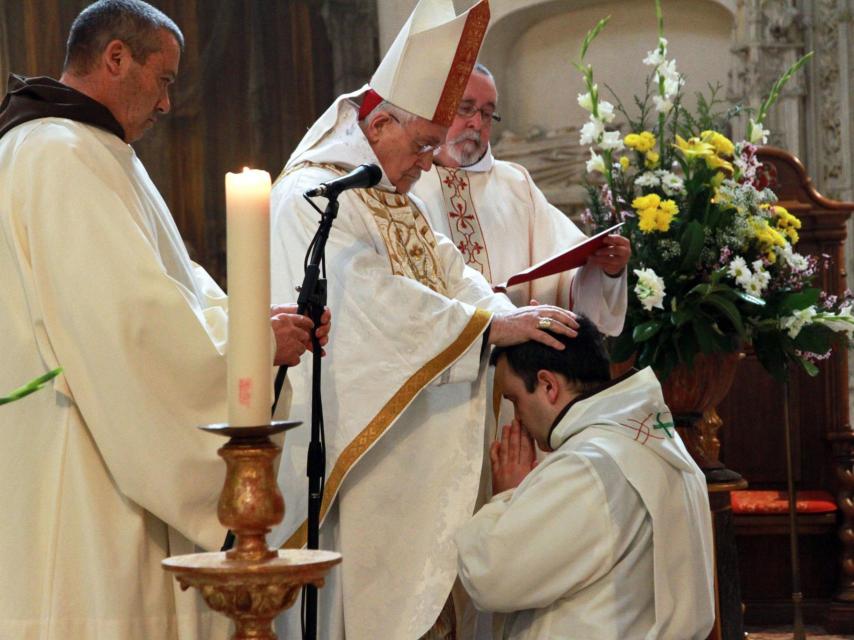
[[1, 368, 63, 406]]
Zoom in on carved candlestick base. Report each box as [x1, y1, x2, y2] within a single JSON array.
[[162, 423, 341, 639]]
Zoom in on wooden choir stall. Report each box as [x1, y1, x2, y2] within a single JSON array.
[[716, 147, 854, 634]]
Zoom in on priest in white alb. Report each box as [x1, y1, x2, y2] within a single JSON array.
[[411, 64, 630, 333], [0, 2, 324, 638], [456, 319, 715, 639], [268, 1, 581, 638]]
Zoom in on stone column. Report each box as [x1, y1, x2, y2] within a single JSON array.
[[728, 0, 809, 158], [803, 0, 854, 511]]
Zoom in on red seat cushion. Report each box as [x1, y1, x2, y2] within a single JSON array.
[[732, 490, 837, 514]]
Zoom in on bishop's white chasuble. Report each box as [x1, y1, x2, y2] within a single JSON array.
[[269, 90, 515, 640]]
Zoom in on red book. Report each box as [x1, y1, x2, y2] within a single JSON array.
[[494, 223, 624, 292]]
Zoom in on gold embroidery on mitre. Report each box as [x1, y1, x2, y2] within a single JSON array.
[[432, 1, 491, 127], [283, 307, 494, 549], [356, 188, 449, 295]]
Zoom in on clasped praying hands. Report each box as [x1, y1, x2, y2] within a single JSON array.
[[491, 419, 538, 494]]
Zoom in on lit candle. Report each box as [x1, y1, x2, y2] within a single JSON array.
[[225, 167, 272, 426]]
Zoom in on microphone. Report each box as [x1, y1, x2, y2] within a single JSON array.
[[304, 164, 383, 198]]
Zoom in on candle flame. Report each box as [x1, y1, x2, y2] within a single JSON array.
[[242, 166, 251, 173]]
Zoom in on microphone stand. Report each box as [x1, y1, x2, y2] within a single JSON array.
[[271, 192, 338, 640]]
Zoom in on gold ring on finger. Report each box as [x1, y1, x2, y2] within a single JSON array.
[[537, 317, 553, 330]]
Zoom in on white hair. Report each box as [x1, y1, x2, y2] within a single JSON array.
[[473, 62, 493, 79], [362, 100, 419, 126]]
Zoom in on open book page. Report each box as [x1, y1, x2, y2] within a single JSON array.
[[493, 223, 624, 292]]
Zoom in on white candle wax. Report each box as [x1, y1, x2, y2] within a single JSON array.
[[225, 167, 272, 426]]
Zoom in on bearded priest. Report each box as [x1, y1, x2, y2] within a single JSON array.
[[411, 64, 630, 333]]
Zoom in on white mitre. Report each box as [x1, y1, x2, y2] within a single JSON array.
[[285, 0, 491, 176], [362, 0, 490, 126]]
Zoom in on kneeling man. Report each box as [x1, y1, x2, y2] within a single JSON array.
[[455, 318, 715, 639]]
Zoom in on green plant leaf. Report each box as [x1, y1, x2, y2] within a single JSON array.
[[692, 319, 718, 353], [797, 357, 820, 377], [0, 368, 63, 406], [780, 288, 820, 312], [633, 320, 663, 342], [792, 324, 831, 354], [688, 282, 711, 296], [609, 329, 637, 363], [579, 16, 611, 61], [679, 221, 705, 271], [753, 331, 787, 381], [701, 294, 746, 338], [674, 329, 699, 367], [733, 290, 766, 306], [671, 306, 695, 327]]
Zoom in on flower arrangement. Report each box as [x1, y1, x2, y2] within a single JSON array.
[[577, 1, 854, 381]]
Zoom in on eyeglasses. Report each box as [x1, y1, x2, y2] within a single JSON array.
[[457, 102, 501, 123], [388, 114, 444, 155]]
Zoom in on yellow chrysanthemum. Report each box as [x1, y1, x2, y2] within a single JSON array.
[[619, 156, 630, 171], [638, 208, 659, 233], [674, 134, 714, 159], [700, 130, 735, 157], [752, 220, 787, 251], [625, 131, 657, 153], [634, 196, 678, 234], [785, 227, 799, 244], [659, 199, 679, 216], [632, 193, 662, 211], [655, 210, 676, 232], [773, 205, 802, 229], [644, 151, 660, 169]]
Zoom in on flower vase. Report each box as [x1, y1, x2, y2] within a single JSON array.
[[659, 352, 744, 483]]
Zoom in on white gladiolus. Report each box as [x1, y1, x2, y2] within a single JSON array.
[[634, 268, 666, 311], [597, 100, 616, 123], [577, 91, 594, 112], [780, 306, 818, 338], [652, 95, 673, 114], [580, 119, 605, 145], [663, 76, 682, 98], [599, 130, 625, 151], [586, 149, 606, 174], [815, 305, 854, 336], [749, 118, 770, 144], [643, 39, 667, 67]]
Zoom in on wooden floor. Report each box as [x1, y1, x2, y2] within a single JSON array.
[[746, 626, 854, 639]]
